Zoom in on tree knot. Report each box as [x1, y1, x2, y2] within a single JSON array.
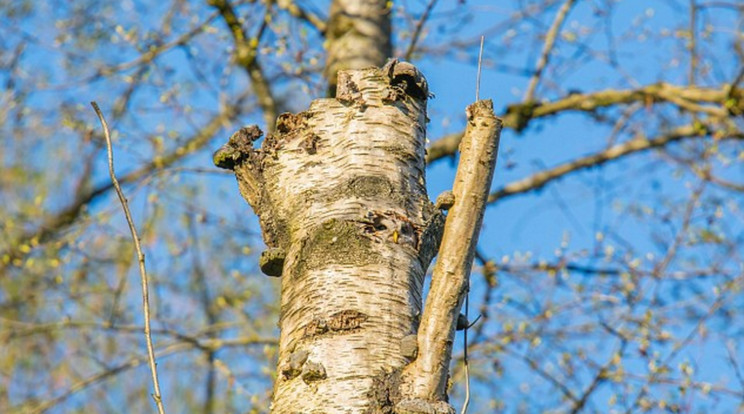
[[213, 125, 262, 170], [303, 310, 369, 338], [382, 58, 431, 101]]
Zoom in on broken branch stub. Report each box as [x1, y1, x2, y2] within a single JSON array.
[[400, 100, 502, 407]]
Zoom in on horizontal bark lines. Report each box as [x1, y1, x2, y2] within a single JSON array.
[[216, 62, 442, 412]]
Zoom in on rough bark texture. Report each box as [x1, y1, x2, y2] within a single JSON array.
[[324, 0, 392, 96], [215, 61, 443, 413]]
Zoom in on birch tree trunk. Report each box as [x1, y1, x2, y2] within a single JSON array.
[[324, 0, 392, 96], [215, 60, 444, 412]]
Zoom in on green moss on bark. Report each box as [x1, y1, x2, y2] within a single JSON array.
[[293, 219, 381, 278]]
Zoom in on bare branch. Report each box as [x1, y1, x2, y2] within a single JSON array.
[[689, 0, 698, 86], [17, 336, 276, 414], [0, 318, 238, 346], [403, 0, 439, 61], [725, 341, 744, 395], [2, 94, 246, 271], [626, 270, 744, 412], [427, 83, 741, 163], [487, 124, 744, 203], [569, 342, 628, 414], [19, 343, 185, 414], [727, 65, 744, 98], [523, 0, 577, 102], [209, 0, 278, 130], [97, 12, 219, 78], [90, 102, 165, 414], [502, 346, 578, 404], [275, 0, 327, 34], [401, 100, 501, 403]]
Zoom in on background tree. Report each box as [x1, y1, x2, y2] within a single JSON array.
[[1, 0, 743, 413]]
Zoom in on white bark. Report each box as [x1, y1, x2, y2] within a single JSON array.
[[215, 61, 443, 413]]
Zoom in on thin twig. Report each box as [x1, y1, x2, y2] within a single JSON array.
[[186, 216, 218, 414], [98, 12, 219, 78], [403, 0, 439, 61], [501, 346, 579, 403], [18, 335, 275, 414], [460, 293, 471, 414], [625, 269, 743, 413], [476, 36, 484, 102], [90, 102, 166, 414], [725, 341, 744, 394], [1, 92, 247, 273], [523, 0, 577, 102], [569, 341, 628, 414]]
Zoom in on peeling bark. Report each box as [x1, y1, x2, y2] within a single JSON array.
[[216, 61, 443, 412]]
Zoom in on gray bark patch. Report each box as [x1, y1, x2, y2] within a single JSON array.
[[357, 210, 420, 248], [395, 399, 455, 414], [303, 309, 369, 338], [294, 219, 381, 277], [348, 175, 395, 199], [434, 191, 455, 211], [415, 204, 445, 267], [327, 309, 368, 331], [281, 349, 309, 380], [399, 334, 418, 360], [276, 112, 310, 134], [301, 361, 327, 383], [365, 369, 403, 414]]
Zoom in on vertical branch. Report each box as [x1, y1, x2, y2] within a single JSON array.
[[461, 39, 486, 414], [90, 102, 166, 414], [401, 100, 501, 404], [523, 0, 577, 102], [475, 36, 484, 102]]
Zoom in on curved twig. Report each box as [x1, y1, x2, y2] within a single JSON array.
[[91, 102, 166, 414], [403, 0, 439, 61]]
